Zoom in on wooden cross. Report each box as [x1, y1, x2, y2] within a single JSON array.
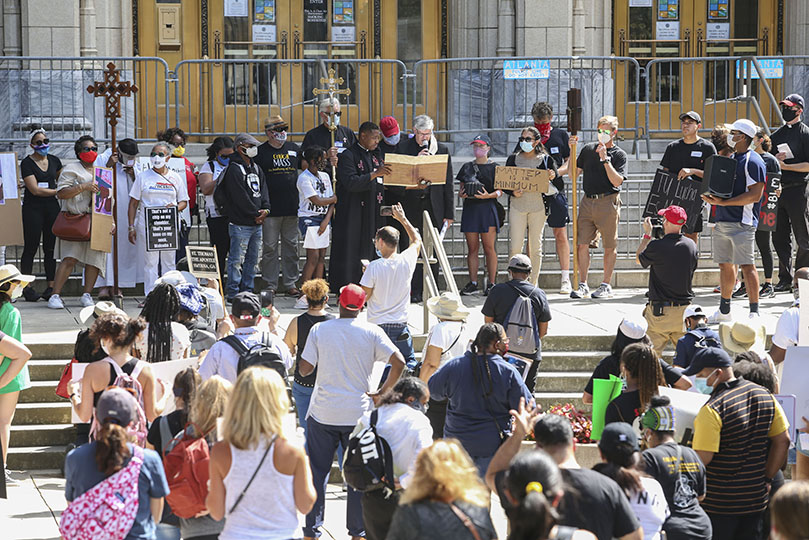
[[313, 67, 351, 181], [86, 62, 138, 306]]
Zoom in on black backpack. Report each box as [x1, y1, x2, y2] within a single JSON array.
[[343, 409, 395, 495], [222, 333, 288, 384]]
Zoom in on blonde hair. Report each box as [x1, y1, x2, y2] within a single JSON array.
[[400, 439, 490, 507], [223, 367, 289, 449], [301, 278, 329, 303], [188, 375, 233, 437], [770, 480, 809, 540], [598, 115, 619, 131]]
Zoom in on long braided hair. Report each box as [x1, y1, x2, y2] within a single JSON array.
[[620, 342, 665, 412], [139, 283, 180, 363]]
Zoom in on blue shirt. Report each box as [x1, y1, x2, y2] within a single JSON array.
[[714, 150, 766, 226], [674, 325, 721, 369], [65, 442, 169, 540], [428, 351, 533, 457]]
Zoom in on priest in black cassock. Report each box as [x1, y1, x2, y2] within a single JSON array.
[[329, 121, 392, 292], [396, 114, 455, 302]]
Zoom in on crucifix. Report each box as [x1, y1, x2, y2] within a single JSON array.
[[87, 62, 138, 307], [312, 67, 351, 184]]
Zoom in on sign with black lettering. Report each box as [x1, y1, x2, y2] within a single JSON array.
[[643, 169, 702, 231], [146, 206, 178, 252], [185, 245, 221, 280], [757, 173, 781, 232]]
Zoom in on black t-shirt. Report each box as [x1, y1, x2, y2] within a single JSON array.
[[604, 389, 641, 425], [577, 143, 627, 196], [559, 468, 640, 540], [456, 161, 497, 207], [301, 124, 357, 178], [146, 410, 187, 458], [643, 442, 711, 540], [481, 279, 552, 360], [584, 353, 683, 395], [771, 121, 809, 188], [760, 151, 781, 176], [20, 154, 62, 203], [659, 138, 717, 180], [638, 233, 698, 303], [254, 140, 301, 217], [545, 128, 571, 167]]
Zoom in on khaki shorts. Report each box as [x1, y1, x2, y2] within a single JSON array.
[[577, 193, 621, 248]]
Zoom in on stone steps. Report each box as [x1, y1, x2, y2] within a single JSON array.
[[10, 424, 75, 447]]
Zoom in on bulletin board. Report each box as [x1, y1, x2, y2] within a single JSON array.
[[0, 153, 24, 247]]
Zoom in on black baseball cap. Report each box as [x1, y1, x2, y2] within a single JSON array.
[[781, 94, 805, 109], [679, 111, 702, 124], [682, 345, 732, 376], [231, 291, 261, 319], [599, 422, 640, 453]]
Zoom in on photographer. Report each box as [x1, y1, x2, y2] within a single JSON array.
[[636, 205, 698, 354]]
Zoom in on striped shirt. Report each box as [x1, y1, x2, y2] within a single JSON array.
[[692, 377, 788, 514]]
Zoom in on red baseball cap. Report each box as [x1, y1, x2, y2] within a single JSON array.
[[379, 116, 399, 138], [658, 205, 687, 226], [339, 284, 366, 311]]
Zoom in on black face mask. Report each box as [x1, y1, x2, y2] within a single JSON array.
[[782, 107, 799, 123]]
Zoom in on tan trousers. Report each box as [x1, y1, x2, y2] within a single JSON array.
[[643, 304, 689, 356], [509, 207, 547, 286]]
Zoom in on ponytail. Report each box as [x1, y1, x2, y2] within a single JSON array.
[[94, 421, 132, 475], [471, 323, 504, 355], [504, 451, 562, 540], [620, 342, 664, 411]]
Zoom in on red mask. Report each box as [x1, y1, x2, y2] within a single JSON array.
[[535, 122, 552, 145], [79, 150, 98, 163]]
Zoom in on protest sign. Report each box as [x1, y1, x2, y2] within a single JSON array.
[[643, 168, 703, 230], [0, 153, 23, 246], [494, 166, 552, 193], [799, 280, 809, 346], [146, 206, 178, 252], [657, 386, 710, 445], [90, 167, 114, 252], [780, 347, 809, 436], [383, 154, 448, 187], [590, 375, 623, 440], [186, 245, 221, 280], [758, 173, 781, 232]]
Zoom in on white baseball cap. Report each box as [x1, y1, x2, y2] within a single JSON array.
[[683, 305, 706, 320], [731, 119, 757, 139], [619, 316, 648, 340]]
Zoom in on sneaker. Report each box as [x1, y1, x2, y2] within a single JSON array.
[[774, 281, 793, 293], [47, 294, 65, 309], [713, 280, 741, 295], [570, 282, 590, 299], [712, 284, 722, 293], [4, 469, 17, 486], [749, 311, 761, 320], [294, 295, 309, 309], [80, 293, 94, 307], [559, 279, 572, 295], [759, 282, 775, 299], [733, 280, 741, 293], [591, 283, 614, 299], [460, 281, 478, 296], [732, 282, 748, 299], [707, 309, 733, 324], [483, 283, 494, 296]]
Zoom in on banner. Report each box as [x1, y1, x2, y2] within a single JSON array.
[[494, 166, 552, 193]]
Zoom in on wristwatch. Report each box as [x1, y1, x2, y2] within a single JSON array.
[[600, 157, 612, 164]]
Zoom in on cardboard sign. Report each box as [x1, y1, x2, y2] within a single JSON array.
[[383, 153, 448, 187], [657, 386, 710, 445], [494, 166, 552, 193], [779, 347, 809, 438], [758, 173, 781, 231], [146, 206, 178, 252], [643, 168, 703, 231], [90, 167, 114, 253], [186, 245, 221, 280], [0, 153, 23, 246]]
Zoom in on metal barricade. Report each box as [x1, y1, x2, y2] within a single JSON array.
[[172, 57, 409, 139], [411, 56, 643, 158], [0, 56, 170, 144]]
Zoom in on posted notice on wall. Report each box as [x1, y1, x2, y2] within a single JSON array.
[[253, 24, 277, 43], [493, 166, 552, 193], [331, 25, 355, 43], [224, 0, 249, 17], [146, 206, 179, 252]]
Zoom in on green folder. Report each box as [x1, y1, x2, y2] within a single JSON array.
[[590, 375, 623, 440]]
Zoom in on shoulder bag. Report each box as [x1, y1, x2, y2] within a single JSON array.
[[449, 503, 483, 540], [228, 434, 277, 515], [52, 211, 91, 242]]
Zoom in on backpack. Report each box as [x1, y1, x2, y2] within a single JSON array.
[[59, 445, 144, 540], [343, 409, 395, 495], [90, 358, 149, 447], [503, 283, 540, 356], [161, 422, 212, 519], [222, 333, 288, 384]]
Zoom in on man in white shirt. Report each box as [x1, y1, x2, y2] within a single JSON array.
[[360, 203, 421, 370], [197, 291, 292, 384], [769, 266, 809, 364], [298, 283, 405, 540]]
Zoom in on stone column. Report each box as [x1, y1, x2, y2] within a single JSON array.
[[79, 0, 97, 56], [496, 0, 516, 57], [2, 0, 21, 56], [572, 0, 585, 55]]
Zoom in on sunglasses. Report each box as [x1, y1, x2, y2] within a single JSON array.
[[518, 137, 535, 142], [33, 139, 50, 146], [597, 129, 612, 135], [324, 111, 342, 117], [150, 151, 168, 157], [266, 126, 288, 132], [82, 146, 99, 152]]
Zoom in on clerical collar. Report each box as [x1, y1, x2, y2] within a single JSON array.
[[358, 143, 371, 152]]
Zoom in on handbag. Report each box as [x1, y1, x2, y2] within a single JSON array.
[[55, 358, 77, 399], [449, 503, 483, 540], [52, 212, 91, 242]]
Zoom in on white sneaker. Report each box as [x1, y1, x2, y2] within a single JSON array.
[[559, 279, 572, 295], [570, 282, 590, 299], [591, 283, 614, 299], [707, 309, 733, 324], [80, 293, 94, 307], [749, 311, 761, 320], [47, 294, 65, 309], [294, 295, 308, 309]]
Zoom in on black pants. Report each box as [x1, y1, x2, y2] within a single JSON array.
[[426, 397, 448, 439], [361, 489, 401, 540], [773, 183, 809, 283], [755, 229, 773, 279], [707, 511, 764, 540], [21, 200, 59, 281], [206, 216, 230, 284]]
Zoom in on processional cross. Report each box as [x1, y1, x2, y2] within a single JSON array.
[[312, 67, 351, 183]]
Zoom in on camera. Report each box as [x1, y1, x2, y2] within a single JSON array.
[[650, 217, 664, 239]]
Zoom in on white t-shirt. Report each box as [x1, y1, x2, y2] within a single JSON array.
[[302, 318, 399, 426], [197, 326, 293, 384], [133, 322, 191, 361], [422, 320, 470, 370], [772, 304, 799, 349], [629, 476, 670, 540], [360, 244, 419, 325], [130, 168, 189, 210], [200, 160, 227, 218], [297, 169, 333, 217]]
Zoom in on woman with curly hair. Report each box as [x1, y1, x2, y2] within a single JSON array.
[[604, 342, 665, 426]]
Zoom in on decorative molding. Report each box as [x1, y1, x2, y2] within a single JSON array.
[[201, 0, 209, 57], [441, 0, 448, 58], [132, 0, 139, 56], [373, 0, 380, 57]]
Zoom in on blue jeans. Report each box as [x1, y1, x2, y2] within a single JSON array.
[[305, 417, 364, 538], [226, 223, 262, 299], [378, 323, 416, 371]]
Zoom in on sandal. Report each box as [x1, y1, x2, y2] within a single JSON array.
[[286, 287, 301, 297]]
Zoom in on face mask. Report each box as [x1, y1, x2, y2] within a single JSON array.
[[79, 150, 98, 163], [411, 401, 428, 414], [375, 248, 383, 258], [244, 146, 258, 158], [620, 374, 628, 391], [749, 139, 757, 152], [10, 285, 22, 300], [332, 115, 341, 127], [275, 131, 287, 143], [384, 133, 400, 146], [782, 107, 799, 123], [726, 134, 736, 148], [519, 140, 535, 153], [172, 145, 185, 158], [316, 160, 328, 171], [694, 377, 714, 395], [100, 339, 111, 355], [794, 288, 800, 301], [151, 155, 167, 169], [597, 131, 611, 144], [34, 144, 50, 156], [217, 155, 230, 167], [473, 146, 489, 158]]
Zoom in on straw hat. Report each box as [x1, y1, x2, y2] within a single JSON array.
[[0, 264, 34, 288], [719, 321, 767, 355], [79, 301, 127, 324], [426, 292, 470, 321]]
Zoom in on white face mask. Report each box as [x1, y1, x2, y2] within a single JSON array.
[[275, 131, 287, 143], [150, 155, 167, 169], [597, 131, 612, 144], [519, 140, 535, 153], [10, 284, 22, 300], [726, 134, 736, 148], [244, 146, 258, 158], [384, 133, 400, 146]]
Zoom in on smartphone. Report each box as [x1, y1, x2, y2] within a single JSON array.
[[361, 259, 371, 268], [126, 159, 135, 167], [260, 290, 274, 308], [380, 205, 393, 217]]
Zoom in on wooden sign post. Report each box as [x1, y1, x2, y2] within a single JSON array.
[[312, 67, 351, 184], [87, 62, 138, 306], [567, 89, 582, 294]]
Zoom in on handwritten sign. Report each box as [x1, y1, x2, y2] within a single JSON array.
[[758, 173, 781, 231], [643, 168, 703, 230], [383, 153, 448, 187], [780, 347, 809, 439], [186, 245, 221, 280], [146, 206, 178, 252], [494, 166, 552, 193]]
